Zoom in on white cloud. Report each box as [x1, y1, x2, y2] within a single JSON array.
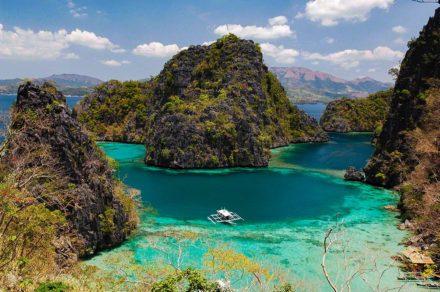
[[101, 59, 130, 66], [66, 29, 124, 52], [260, 43, 299, 64], [0, 25, 69, 60], [133, 42, 181, 58], [303, 46, 403, 69], [368, 68, 376, 72], [325, 37, 335, 44], [299, 0, 394, 26], [268, 16, 288, 26], [63, 52, 79, 59], [392, 25, 406, 34], [67, 0, 87, 18], [0, 24, 124, 60], [202, 41, 215, 46], [214, 16, 293, 40]]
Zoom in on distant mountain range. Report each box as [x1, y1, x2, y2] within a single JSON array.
[[270, 66, 392, 104], [0, 74, 103, 96], [1, 69, 391, 103]]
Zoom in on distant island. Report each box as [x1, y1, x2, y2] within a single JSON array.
[[271, 66, 392, 104], [0, 74, 103, 96]]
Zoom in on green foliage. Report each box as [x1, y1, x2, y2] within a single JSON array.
[[375, 172, 386, 182], [35, 281, 70, 292], [417, 92, 427, 101], [151, 269, 217, 292], [320, 89, 392, 132], [77, 80, 152, 143], [99, 207, 116, 233], [0, 182, 67, 288]]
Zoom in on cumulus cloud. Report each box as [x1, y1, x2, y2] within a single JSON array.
[[298, 0, 394, 26], [303, 46, 403, 69], [101, 59, 131, 66], [67, 0, 87, 18], [260, 43, 299, 64], [214, 16, 293, 40], [0, 24, 124, 60], [392, 25, 406, 34], [133, 42, 181, 58], [0, 25, 69, 60], [66, 29, 124, 52]]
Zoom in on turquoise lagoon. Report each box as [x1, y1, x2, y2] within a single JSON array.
[[89, 134, 415, 291]]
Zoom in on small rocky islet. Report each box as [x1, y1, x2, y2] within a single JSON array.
[[75, 34, 328, 169]]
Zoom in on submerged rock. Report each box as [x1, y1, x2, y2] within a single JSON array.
[[1, 82, 137, 259], [344, 166, 365, 182], [76, 35, 328, 169]]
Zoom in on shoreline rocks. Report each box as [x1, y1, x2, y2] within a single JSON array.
[[344, 166, 365, 182]]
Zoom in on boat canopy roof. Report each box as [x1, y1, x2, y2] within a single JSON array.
[[217, 209, 232, 217]]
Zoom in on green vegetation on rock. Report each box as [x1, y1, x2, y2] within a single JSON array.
[[319, 89, 392, 133], [0, 82, 138, 289], [365, 8, 440, 270], [76, 35, 328, 169]]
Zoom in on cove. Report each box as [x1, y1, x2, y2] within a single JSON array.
[[89, 134, 416, 291]]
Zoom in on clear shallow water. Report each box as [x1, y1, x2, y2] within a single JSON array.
[[90, 135, 416, 291]]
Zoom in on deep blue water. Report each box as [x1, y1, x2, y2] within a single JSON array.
[[93, 137, 409, 291], [99, 133, 374, 222], [296, 103, 326, 120]]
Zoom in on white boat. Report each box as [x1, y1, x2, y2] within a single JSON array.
[[208, 208, 243, 225]]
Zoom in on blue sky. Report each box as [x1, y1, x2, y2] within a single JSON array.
[[0, 0, 437, 81]]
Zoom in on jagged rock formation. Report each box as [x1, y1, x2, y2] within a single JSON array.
[[344, 166, 365, 182], [365, 8, 440, 266], [319, 89, 392, 132], [76, 35, 328, 168], [0, 82, 137, 260]]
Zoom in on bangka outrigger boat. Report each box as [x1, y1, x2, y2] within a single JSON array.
[[208, 208, 243, 225]]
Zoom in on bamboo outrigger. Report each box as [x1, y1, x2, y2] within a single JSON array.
[[208, 208, 243, 225]]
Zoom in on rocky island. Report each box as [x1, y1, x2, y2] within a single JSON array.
[[0, 82, 137, 286], [365, 8, 440, 268], [319, 89, 392, 133], [76, 35, 328, 169]]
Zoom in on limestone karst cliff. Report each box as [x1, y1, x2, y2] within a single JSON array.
[[76, 35, 328, 168]]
